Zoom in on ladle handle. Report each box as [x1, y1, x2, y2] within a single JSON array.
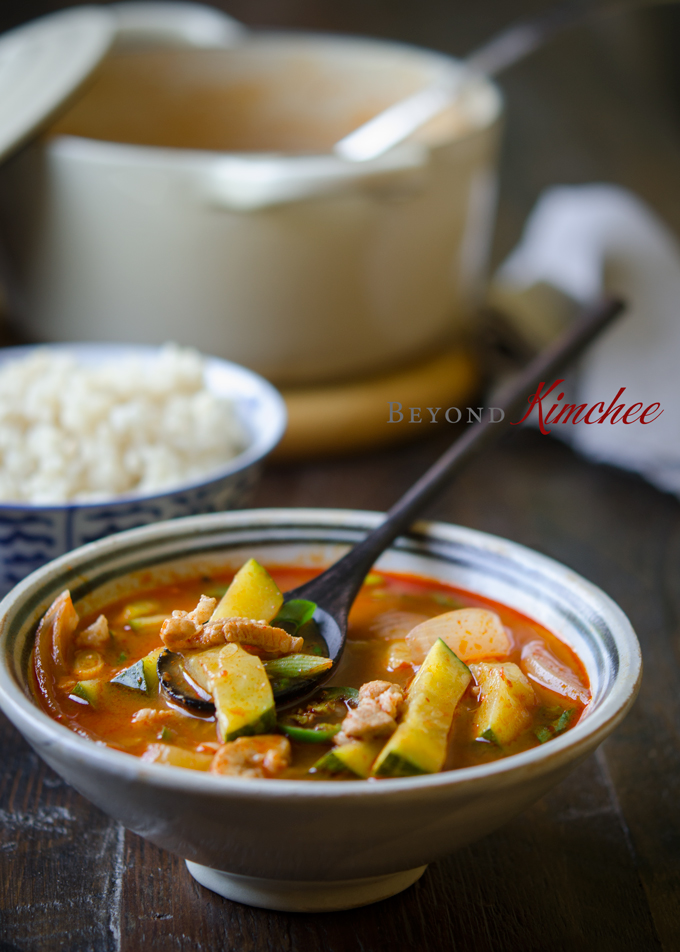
[[335, 0, 653, 162], [466, 0, 597, 76], [295, 296, 625, 620]]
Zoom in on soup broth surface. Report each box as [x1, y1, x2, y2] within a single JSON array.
[[32, 566, 589, 780], [49, 47, 477, 153]]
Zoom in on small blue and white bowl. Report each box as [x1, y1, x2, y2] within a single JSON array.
[[0, 343, 286, 596]]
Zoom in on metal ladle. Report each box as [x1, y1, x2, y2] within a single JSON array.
[[334, 0, 667, 162]]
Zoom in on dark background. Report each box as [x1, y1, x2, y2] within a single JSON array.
[[2, 2, 680, 950]]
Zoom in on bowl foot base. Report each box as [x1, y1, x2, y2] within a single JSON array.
[[185, 860, 427, 912]]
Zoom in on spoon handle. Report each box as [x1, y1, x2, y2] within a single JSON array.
[[291, 296, 624, 621]]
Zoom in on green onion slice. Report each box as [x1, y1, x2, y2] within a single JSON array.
[[272, 600, 317, 634], [279, 722, 342, 744]]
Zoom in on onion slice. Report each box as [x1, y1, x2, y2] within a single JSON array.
[[406, 608, 511, 664], [520, 641, 590, 703]]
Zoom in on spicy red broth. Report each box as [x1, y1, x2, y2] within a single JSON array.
[[31, 567, 590, 780]]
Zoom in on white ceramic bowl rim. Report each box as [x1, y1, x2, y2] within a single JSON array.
[[0, 509, 642, 799], [0, 343, 287, 510]]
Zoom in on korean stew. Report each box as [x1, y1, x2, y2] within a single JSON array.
[[32, 559, 590, 780]]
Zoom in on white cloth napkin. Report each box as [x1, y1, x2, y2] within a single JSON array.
[[489, 184, 680, 496]]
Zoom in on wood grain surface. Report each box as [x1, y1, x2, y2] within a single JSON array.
[[2, 1, 680, 948], [1, 429, 679, 950]]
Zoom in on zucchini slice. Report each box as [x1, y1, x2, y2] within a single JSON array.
[[142, 647, 163, 695], [121, 599, 160, 622], [313, 739, 385, 778], [471, 661, 536, 747], [185, 643, 276, 742], [71, 678, 107, 708], [373, 638, 471, 777], [128, 613, 168, 634], [210, 559, 283, 623], [111, 647, 163, 697], [534, 706, 577, 744]]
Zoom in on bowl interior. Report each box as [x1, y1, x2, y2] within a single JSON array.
[[1, 509, 638, 744]]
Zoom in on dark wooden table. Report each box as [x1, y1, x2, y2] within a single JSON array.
[[3, 1, 680, 948], [1, 429, 679, 951]]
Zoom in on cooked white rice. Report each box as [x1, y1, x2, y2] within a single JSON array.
[[0, 344, 247, 503]]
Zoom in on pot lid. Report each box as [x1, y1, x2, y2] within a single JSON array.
[[0, 6, 115, 165]]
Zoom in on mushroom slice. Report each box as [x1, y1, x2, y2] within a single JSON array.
[[157, 649, 215, 715]]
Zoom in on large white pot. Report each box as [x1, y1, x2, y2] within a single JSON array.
[[0, 22, 502, 385]]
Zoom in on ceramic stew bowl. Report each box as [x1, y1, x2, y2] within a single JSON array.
[[0, 344, 286, 597], [0, 509, 641, 912]]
